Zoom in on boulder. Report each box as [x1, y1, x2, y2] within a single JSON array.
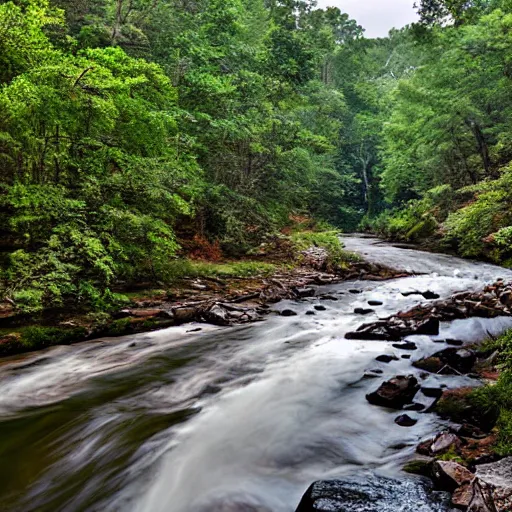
[[433, 461, 474, 491], [172, 306, 199, 324], [467, 479, 498, 512], [414, 317, 440, 335], [476, 457, 512, 512], [320, 294, 339, 301], [295, 475, 452, 512], [281, 309, 298, 317], [368, 300, 383, 306], [348, 289, 362, 294], [305, 310, 315, 316], [314, 305, 327, 311], [366, 375, 420, 409]]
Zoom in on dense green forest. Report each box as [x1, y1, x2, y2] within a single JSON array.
[[2, 0, 512, 315]]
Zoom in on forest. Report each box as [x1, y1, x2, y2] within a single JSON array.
[[1, 0, 512, 315]]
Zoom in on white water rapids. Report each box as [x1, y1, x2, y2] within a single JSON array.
[[1, 236, 512, 512]]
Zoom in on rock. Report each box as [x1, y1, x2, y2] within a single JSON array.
[[376, 354, 399, 363], [204, 304, 231, 326], [413, 389, 442, 412], [467, 478, 498, 512], [368, 300, 383, 306], [370, 368, 384, 374], [446, 339, 464, 346], [431, 433, 461, 455], [414, 317, 440, 335], [366, 375, 420, 409], [421, 387, 444, 398], [403, 458, 434, 477], [404, 403, 426, 412], [433, 461, 474, 491], [305, 310, 315, 316], [281, 309, 298, 317], [392, 341, 417, 351], [354, 308, 374, 315], [452, 483, 473, 509], [413, 356, 444, 373], [173, 306, 199, 324], [320, 294, 338, 301], [314, 304, 326, 311], [395, 414, 418, 427], [126, 308, 162, 318], [402, 291, 440, 300], [346, 325, 401, 341], [476, 457, 512, 512], [402, 354, 412, 359], [348, 289, 362, 294], [296, 287, 316, 298], [295, 475, 452, 512]]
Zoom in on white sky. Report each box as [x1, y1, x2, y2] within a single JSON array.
[[316, 0, 419, 38]]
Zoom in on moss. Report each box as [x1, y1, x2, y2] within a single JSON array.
[[403, 459, 433, 476], [19, 325, 87, 350], [405, 215, 438, 242], [436, 446, 465, 464], [106, 318, 132, 336]]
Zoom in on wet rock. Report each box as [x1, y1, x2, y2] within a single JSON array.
[[392, 341, 417, 351], [354, 308, 374, 315], [421, 387, 444, 399], [415, 348, 476, 375], [204, 304, 231, 326], [348, 289, 362, 294], [404, 403, 426, 412], [414, 317, 440, 335], [446, 339, 464, 346], [431, 433, 461, 455], [376, 354, 399, 363], [413, 389, 442, 412], [296, 287, 316, 298], [370, 368, 384, 374], [305, 310, 316, 316], [402, 354, 412, 359], [413, 357, 444, 373], [433, 461, 474, 491], [403, 458, 434, 477], [314, 305, 326, 311], [281, 309, 298, 317], [368, 300, 383, 306], [295, 475, 452, 512], [173, 306, 200, 324], [320, 294, 338, 301], [366, 375, 420, 409], [395, 414, 418, 427], [402, 291, 440, 300]]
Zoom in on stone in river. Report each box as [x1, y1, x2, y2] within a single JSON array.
[[395, 414, 418, 427], [305, 310, 316, 316], [354, 308, 374, 315], [392, 341, 417, 351], [366, 375, 420, 409], [314, 305, 326, 311], [376, 354, 399, 363], [281, 309, 298, 317], [295, 475, 452, 512], [368, 300, 383, 306]]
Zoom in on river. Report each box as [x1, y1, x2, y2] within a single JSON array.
[[2, 236, 512, 512]]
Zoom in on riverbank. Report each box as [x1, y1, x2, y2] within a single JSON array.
[[0, 232, 405, 358], [296, 277, 512, 511]]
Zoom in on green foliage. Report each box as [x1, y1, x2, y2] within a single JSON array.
[[20, 325, 87, 349]]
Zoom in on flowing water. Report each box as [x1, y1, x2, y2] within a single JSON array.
[[2, 236, 512, 512]]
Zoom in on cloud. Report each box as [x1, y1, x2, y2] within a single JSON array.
[[316, 0, 418, 38]]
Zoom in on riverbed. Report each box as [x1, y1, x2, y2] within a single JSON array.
[[2, 236, 512, 511]]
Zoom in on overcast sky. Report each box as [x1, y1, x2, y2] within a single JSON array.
[[316, 0, 418, 38]]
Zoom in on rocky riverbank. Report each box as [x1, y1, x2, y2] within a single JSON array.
[[296, 279, 512, 512], [0, 247, 404, 358]]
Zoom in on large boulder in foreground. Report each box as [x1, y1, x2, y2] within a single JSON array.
[[295, 475, 451, 511], [366, 375, 420, 409]]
